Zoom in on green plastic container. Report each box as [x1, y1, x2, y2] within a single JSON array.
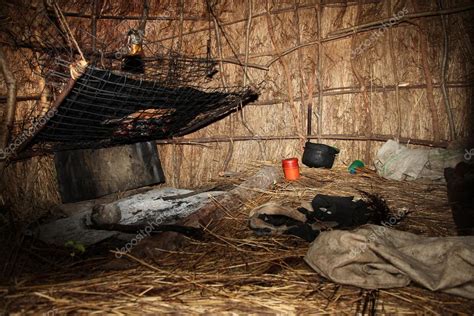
[[348, 160, 365, 174]]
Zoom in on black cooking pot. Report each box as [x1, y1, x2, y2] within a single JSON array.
[[302, 142, 339, 168]]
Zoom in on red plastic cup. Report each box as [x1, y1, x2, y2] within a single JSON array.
[[282, 158, 300, 180]]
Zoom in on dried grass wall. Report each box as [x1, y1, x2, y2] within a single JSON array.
[[0, 0, 473, 221], [153, 0, 474, 187]]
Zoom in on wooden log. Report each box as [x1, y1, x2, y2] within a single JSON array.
[[181, 165, 279, 228], [139, 166, 280, 251]]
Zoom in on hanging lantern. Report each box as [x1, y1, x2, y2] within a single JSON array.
[[122, 29, 145, 74], [127, 29, 143, 56]]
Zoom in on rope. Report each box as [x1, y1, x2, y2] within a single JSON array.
[[69, 60, 89, 80], [51, 1, 86, 62]]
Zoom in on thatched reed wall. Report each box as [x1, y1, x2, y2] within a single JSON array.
[[150, 0, 474, 187], [0, 0, 473, 220]]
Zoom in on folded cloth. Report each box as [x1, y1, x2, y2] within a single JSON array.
[[305, 225, 474, 299]]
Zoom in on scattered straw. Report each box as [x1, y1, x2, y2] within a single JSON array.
[[1, 165, 472, 314]]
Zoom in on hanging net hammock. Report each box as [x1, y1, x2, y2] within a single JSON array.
[[1, 1, 258, 157]]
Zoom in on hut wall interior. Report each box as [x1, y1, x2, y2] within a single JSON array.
[[0, 0, 473, 220]]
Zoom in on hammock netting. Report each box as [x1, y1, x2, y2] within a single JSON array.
[[38, 64, 257, 148], [1, 1, 258, 156]]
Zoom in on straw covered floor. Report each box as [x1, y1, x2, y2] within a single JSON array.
[[1, 164, 472, 315]]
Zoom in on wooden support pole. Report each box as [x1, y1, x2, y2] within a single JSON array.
[[411, 0, 440, 143], [316, 1, 323, 141], [249, 81, 473, 107], [51, 12, 205, 21], [153, 134, 448, 148], [1, 81, 470, 107], [307, 102, 313, 136], [176, 0, 184, 51], [21, 3, 467, 55], [0, 47, 17, 161], [439, 0, 456, 141], [387, 3, 401, 139], [10, 133, 450, 162], [12, 77, 78, 158], [0, 47, 17, 200], [0, 95, 41, 103], [327, 4, 474, 37], [91, 0, 99, 53], [111, 4, 474, 53]]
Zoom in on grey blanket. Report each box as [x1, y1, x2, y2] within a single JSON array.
[[304, 225, 474, 299]]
